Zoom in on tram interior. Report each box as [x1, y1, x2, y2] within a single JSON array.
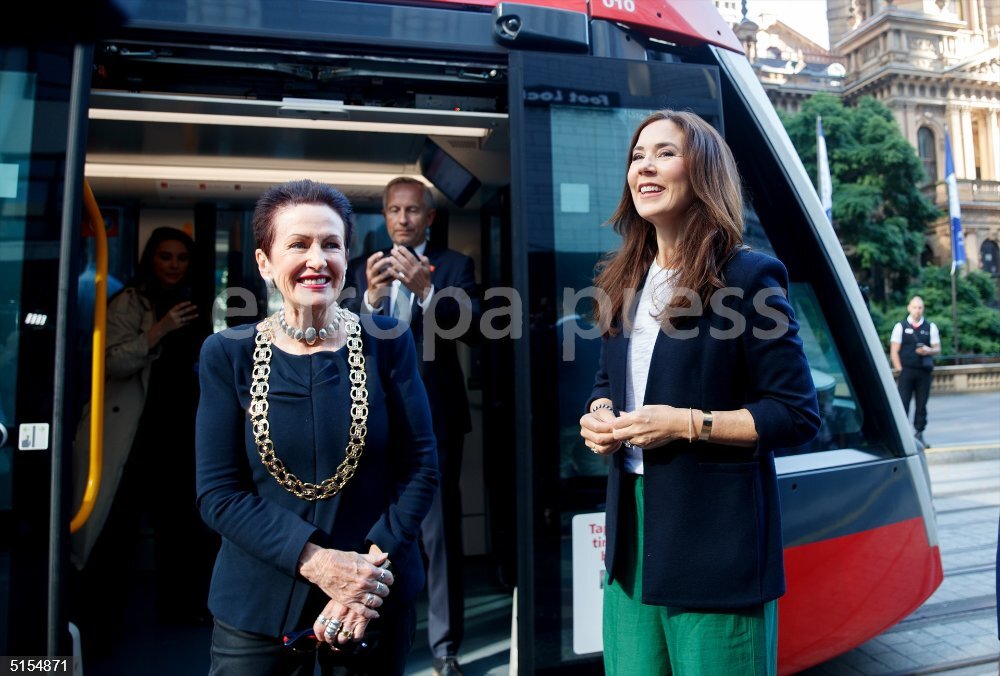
[[75, 40, 516, 672]]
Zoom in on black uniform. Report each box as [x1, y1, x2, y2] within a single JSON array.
[[896, 317, 935, 435]]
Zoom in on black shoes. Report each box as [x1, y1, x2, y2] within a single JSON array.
[[432, 656, 463, 676]]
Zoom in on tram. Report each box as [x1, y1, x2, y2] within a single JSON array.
[[0, 1, 943, 673]]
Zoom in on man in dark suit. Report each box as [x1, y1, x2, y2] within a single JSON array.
[[344, 177, 480, 676]]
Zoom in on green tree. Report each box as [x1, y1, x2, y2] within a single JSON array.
[[780, 94, 940, 300], [872, 267, 1000, 358]]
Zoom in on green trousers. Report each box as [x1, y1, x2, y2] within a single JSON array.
[[603, 475, 778, 676]]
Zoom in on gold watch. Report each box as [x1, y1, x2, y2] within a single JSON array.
[[698, 410, 714, 441]]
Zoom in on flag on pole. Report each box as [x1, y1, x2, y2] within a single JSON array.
[[816, 116, 832, 222], [944, 130, 966, 273]]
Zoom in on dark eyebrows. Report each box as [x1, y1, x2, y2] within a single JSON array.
[[282, 232, 343, 242], [633, 141, 681, 152]]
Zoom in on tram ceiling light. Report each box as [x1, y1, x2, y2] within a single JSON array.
[[88, 108, 493, 138], [83, 163, 431, 188], [90, 91, 504, 128]]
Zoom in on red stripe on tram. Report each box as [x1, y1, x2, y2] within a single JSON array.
[[778, 517, 944, 673]]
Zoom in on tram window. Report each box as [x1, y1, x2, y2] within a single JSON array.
[[549, 105, 654, 481], [0, 67, 36, 510], [744, 206, 866, 454]]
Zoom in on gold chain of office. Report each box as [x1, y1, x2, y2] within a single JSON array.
[[249, 308, 368, 501]]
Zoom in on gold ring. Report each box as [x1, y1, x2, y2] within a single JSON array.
[[340, 627, 353, 638]]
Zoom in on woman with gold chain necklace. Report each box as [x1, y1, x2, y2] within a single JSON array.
[[196, 179, 439, 675]]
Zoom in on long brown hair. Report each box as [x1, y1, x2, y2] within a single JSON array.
[[593, 110, 745, 335]]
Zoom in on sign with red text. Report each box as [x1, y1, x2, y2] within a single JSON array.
[[571, 512, 606, 654]]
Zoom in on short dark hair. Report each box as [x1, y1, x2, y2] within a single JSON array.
[[253, 179, 354, 255]]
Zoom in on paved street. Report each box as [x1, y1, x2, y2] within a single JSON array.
[[919, 391, 1000, 452], [803, 458, 999, 675]]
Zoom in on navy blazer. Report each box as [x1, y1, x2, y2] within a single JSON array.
[[343, 244, 481, 442], [195, 315, 439, 636], [590, 249, 819, 609]]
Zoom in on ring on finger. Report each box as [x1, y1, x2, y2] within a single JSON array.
[[377, 568, 387, 582], [375, 581, 384, 595], [317, 613, 329, 626], [340, 626, 353, 638], [324, 623, 338, 639], [365, 592, 374, 607]]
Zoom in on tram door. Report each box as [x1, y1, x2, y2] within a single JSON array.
[[506, 50, 725, 673], [0, 45, 82, 656]]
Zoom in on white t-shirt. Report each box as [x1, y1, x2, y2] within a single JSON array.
[[889, 315, 940, 345], [623, 261, 674, 474]]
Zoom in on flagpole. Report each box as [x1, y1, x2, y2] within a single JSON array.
[[816, 116, 832, 223], [944, 125, 965, 365], [951, 261, 959, 364]]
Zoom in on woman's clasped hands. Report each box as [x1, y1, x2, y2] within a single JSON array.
[[580, 404, 691, 453], [299, 543, 395, 648]]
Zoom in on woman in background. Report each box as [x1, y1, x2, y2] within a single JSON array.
[[73, 226, 215, 652]]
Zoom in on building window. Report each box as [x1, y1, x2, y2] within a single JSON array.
[[917, 127, 937, 183], [921, 245, 935, 267], [981, 240, 1000, 277]]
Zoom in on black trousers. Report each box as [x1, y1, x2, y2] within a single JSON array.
[[208, 608, 416, 676], [421, 433, 465, 659], [898, 367, 932, 433]]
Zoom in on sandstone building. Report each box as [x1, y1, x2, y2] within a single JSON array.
[[717, 0, 1000, 278]]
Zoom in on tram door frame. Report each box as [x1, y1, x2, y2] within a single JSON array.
[[0, 43, 92, 657]]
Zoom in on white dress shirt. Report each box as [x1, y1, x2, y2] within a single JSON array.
[[623, 261, 674, 474]]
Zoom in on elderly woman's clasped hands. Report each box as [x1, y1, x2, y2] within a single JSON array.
[[300, 543, 396, 648]]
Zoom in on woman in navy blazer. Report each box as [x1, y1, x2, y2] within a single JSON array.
[[579, 111, 819, 674], [196, 180, 438, 675]]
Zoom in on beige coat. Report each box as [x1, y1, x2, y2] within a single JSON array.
[[71, 287, 159, 569]]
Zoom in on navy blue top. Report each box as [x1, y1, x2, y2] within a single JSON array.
[[590, 249, 820, 608], [195, 314, 439, 636]]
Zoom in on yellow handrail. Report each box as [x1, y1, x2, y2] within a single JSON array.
[[70, 180, 107, 533]]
